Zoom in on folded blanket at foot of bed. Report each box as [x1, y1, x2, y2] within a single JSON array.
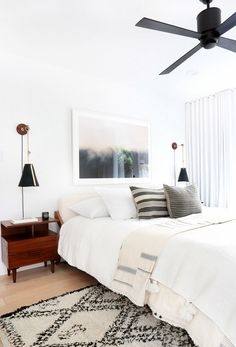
[[111, 217, 220, 305], [111, 215, 236, 347]]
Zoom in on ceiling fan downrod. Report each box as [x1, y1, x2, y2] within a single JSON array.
[[199, 0, 213, 9]]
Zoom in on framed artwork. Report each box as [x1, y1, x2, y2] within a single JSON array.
[[72, 109, 151, 184]]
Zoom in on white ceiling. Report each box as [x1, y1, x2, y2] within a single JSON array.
[[0, 0, 235, 101]]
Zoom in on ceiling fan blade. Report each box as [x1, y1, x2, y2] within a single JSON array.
[[218, 37, 236, 52], [159, 43, 202, 75], [217, 12, 236, 35], [136, 17, 200, 39]]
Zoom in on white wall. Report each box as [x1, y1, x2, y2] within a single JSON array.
[[0, 54, 184, 275]]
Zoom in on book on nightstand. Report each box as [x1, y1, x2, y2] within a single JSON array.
[[11, 218, 39, 224]]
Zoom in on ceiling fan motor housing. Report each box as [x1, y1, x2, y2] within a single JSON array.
[[197, 7, 221, 48], [199, 0, 213, 4]]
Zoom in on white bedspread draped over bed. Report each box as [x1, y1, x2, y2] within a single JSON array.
[[152, 219, 236, 346], [58, 208, 236, 347]]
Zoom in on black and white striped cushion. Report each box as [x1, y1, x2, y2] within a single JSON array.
[[163, 184, 202, 218], [130, 186, 169, 219]]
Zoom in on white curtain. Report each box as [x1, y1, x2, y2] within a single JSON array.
[[186, 89, 236, 207]]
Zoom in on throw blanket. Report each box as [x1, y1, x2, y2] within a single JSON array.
[[111, 214, 236, 337], [112, 223, 183, 305], [111, 214, 233, 306]]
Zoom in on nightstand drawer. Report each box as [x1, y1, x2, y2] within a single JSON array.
[[9, 247, 58, 268], [8, 235, 58, 255]]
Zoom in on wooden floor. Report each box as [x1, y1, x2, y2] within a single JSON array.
[[0, 263, 97, 346]]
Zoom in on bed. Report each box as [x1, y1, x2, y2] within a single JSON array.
[[57, 189, 236, 347]]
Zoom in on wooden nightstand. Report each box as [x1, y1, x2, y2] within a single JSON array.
[[1, 217, 60, 283]]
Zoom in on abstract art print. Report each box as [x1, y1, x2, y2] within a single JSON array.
[[72, 110, 150, 183]]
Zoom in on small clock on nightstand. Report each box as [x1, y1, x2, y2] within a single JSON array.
[[1, 217, 60, 283]]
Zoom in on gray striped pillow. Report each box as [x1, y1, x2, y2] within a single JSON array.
[[130, 186, 169, 219], [163, 184, 202, 218]]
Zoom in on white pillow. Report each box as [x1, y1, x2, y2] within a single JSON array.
[[95, 187, 137, 220], [70, 196, 109, 219]]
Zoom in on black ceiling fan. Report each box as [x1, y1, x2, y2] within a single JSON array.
[[136, 0, 236, 75]]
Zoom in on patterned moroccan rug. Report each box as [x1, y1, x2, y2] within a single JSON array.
[[0, 285, 195, 347]]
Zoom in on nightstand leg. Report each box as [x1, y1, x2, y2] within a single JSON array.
[[50, 260, 55, 273], [56, 256, 61, 264], [12, 269, 17, 283], [44, 261, 47, 267], [7, 269, 11, 276]]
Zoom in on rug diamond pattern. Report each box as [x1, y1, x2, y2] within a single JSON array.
[[0, 285, 195, 347]]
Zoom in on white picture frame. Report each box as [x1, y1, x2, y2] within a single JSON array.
[[72, 109, 152, 185]]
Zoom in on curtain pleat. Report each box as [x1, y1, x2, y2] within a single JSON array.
[[185, 89, 235, 207]]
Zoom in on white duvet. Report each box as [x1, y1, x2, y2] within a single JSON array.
[[58, 216, 160, 286], [152, 217, 236, 345], [58, 208, 236, 346]]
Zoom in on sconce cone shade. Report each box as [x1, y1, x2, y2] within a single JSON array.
[[178, 168, 189, 182], [18, 164, 39, 187]]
